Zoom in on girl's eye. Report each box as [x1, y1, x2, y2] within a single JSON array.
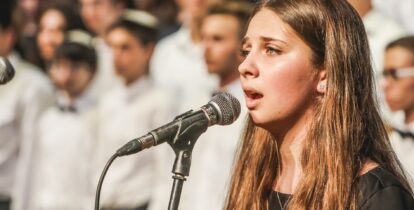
[[240, 50, 250, 57], [266, 47, 281, 55]]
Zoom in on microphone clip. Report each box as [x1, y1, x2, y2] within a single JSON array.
[[166, 112, 209, 210], [168, 114, 208, 176]]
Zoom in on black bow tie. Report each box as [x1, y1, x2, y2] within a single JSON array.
[[58, 105, 77, 113], [393, 128, 414, 140]]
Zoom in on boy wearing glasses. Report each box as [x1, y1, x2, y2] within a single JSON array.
[[382, 36, 414, 189]]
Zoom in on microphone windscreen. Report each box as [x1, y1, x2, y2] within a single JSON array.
[[210, 92, 241, 125]]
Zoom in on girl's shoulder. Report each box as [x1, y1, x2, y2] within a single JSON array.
[[357, 167, 414, 210]]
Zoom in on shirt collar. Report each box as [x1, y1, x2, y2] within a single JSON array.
[[221, 79, 241, 94], [6, 51, 21, 70], [56, 89, 95, 113], [363, 9, 383, 37], [405, 122, 414, 132], [119, 76, 153, 103], [175, 26, 203, 55]]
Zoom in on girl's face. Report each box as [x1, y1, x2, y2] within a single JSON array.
[[239, 8, 321, 133], [37, 9, 66, 62]]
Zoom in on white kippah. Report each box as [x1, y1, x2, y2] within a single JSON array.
[[122, 9, 159, 29], [65, 30, 94, 49]]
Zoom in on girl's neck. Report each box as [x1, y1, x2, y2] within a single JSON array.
[[179, 11, 203, 43], [273, 127, 306, 194], [190, 18, 202, 43], [272, 109, 313, 194]]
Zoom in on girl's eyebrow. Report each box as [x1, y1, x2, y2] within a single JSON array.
[[241, 36, 288, 46]]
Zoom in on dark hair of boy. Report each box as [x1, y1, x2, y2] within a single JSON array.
[[0, 0, 16, 30], [54, 41, 97, 72], [386, 36, 414, 61], [106, 14, 158, 46], [111, 0, 135, 9], [206, 1, 253, 39]]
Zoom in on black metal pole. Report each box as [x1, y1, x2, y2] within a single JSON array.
[[166, 119, 208, 210], [168, 174, 186, 210]]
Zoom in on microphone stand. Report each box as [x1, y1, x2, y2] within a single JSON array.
[[167, 116, 209, 210]]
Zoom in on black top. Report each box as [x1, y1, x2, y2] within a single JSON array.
[[269, 167, 414, 210]]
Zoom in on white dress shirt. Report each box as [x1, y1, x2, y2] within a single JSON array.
[[150, 26, 219, 113], [88, 37, 122, 100], [0, 52, 53, 210], [28, 92, 97, 210], [149, 79, 247, 210], [364, 9, 406, 74], [94, 76, 175, 208], [389, 123, 414, 190], [363, 9, 407, 126], [373, 0, 414, 34]]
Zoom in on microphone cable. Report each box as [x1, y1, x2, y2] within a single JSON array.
[[94, 153, 119, 210]]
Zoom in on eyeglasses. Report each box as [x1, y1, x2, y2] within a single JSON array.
[[382, 67, 414, 80]]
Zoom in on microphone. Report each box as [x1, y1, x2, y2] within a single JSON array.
[[116, 92, 241, 156], [0, 57, 15, 85]]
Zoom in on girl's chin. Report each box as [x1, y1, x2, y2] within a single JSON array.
[[249, 113, 269, 126]]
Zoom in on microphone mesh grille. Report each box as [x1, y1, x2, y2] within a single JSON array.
[[211, 92, 241, 125], [0, 58, 15, 85], [0, 59, 7, 82]]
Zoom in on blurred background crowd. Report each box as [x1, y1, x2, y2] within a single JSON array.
[[0, 0, 414, 209]]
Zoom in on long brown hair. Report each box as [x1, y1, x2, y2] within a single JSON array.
[[225, 0, 412, 209]]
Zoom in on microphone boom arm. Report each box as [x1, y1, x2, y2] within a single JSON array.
[[116, 109, 210, 156]]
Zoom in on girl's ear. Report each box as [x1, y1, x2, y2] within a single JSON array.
[[317, 70, 327, 94]]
